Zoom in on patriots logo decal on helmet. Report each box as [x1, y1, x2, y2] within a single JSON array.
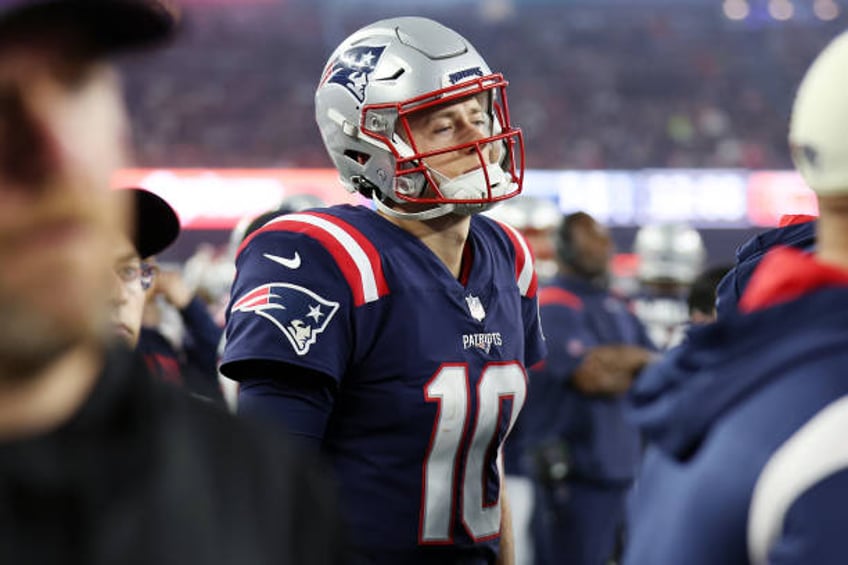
[[321, 45, 387, 103], [231, 283, 340, 355]]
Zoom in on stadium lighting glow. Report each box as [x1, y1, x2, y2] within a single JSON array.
[[813, 0, 840, 20], [723, 0, 750, 20], [768, 0, 794, 20]]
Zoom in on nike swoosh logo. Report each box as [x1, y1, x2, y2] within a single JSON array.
[[264, 252, 301, 269]]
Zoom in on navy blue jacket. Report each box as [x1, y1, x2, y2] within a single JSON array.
[[625, 269, 848, 564], [715, 220, 816, 318], [520, 275, 654, 483]]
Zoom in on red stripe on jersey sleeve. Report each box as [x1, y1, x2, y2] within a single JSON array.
[[496, 221, 539, 299], [309, 212, 390, 297], [237, 212, 388, 307]]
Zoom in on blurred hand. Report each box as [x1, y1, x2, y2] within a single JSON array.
[[152, 269, 193, 310], [572, 345, 655, 396]]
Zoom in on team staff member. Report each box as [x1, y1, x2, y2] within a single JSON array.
[[523, 212, 654, 565]]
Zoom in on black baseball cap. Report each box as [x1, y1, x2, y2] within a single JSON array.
[[0, 0, 179, 55], [124, 188, 181, 259]]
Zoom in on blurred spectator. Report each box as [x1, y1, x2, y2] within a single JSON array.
[[110, 188, 180, 350], [139, 264, 227, 406]]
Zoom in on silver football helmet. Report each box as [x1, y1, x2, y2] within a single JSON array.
[[633, 223, 706, 286], [315, 17, 525, 221]]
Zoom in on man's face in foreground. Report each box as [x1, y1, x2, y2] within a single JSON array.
[[0, 30, 130, 373]]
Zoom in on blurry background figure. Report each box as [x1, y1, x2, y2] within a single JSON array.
[[113, 187, 225, 407], [623, 30, 848, 565], [485, 196, 562, 282], [631, 222, 706, 349], [139, 262, 226, 407], [687, 264, 733, 324], [523, 211, 655, 565], [111, 188, 181, 350], [182, 243, 238, 326]]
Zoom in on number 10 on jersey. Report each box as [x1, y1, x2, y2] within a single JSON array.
[[420, 362, 527, 543]]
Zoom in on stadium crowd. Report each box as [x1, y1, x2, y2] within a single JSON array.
[[120, 1, 840, 170]]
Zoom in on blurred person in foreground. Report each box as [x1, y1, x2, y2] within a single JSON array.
[[522, 212, 654, 565], [222, 16, 545, 565], [624, 31, 848, 565], [631, 222, 706, 349], [0, 2, 340, 563]]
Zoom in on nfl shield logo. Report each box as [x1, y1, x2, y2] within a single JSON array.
[[465, 294, 486, 322]]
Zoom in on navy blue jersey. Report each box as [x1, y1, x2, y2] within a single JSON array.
[[222, 205, 545, 559]]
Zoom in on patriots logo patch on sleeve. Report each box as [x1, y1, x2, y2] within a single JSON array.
[[320, 45, 387, 103], [231, 283, 340, 355]]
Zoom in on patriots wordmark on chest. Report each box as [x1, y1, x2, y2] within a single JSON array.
[[465, 294, 486, 322]]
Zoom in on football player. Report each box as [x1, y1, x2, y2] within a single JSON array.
[[221, 17, 545, 565], [630, 222, 706, 349], [623, 30, 848, 565]]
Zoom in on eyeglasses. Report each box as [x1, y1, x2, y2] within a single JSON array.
[[114, 261, 158, 291]]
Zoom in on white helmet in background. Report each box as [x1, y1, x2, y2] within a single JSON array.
[[315, 16, 525, 221], [634, 223, 706, 286]]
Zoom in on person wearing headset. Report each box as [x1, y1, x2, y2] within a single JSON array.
[[523, 211, 655, 565]]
